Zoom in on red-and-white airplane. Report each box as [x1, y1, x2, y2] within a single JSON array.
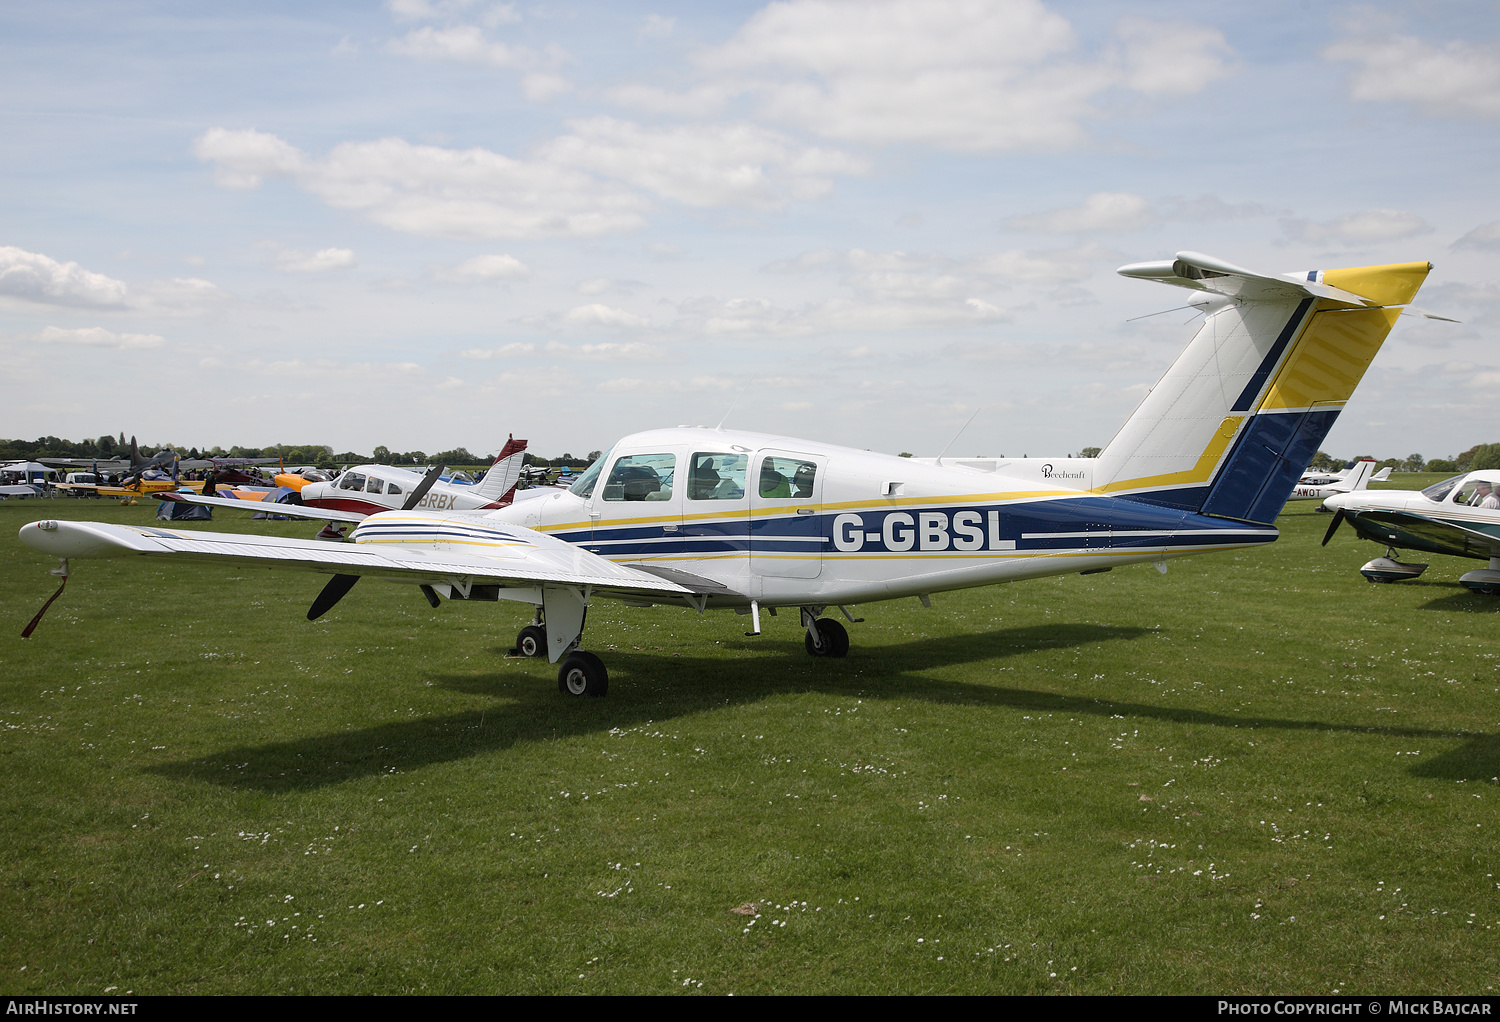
[[155, 436, 531, 530]]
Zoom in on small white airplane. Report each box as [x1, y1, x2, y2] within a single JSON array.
[[1322, 470, 1500, 591], [154, 436, 532, 531], [1297, 460, 1391, 488], [1284, 458, 1377, 504], [20, 252, 1433, 695]]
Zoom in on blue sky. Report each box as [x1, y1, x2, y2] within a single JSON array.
[[2, 1, 1497, 461]]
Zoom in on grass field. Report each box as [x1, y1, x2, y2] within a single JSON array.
[[2, 480, 1497, 994]]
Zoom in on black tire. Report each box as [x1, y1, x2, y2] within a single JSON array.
[[804, 617, 849, 658], [516, 624, 547, 658], [557, 651, 609, 697]]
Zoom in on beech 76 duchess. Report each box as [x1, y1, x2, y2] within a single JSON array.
[[20, 252, 1432, 697]]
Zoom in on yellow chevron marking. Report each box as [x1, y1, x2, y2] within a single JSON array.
[[1322, 261, 1431, 306], [1260, 304, 1401, 410], [1091, 414, 1245, 495]]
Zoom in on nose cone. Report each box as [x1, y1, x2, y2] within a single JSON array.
[[1323, 492, 1352, 513]]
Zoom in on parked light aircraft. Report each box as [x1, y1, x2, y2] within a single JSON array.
[[154, 436, 531, 529], [1284, 458, 1377, 503], [20, 253, 1432, 696], [1322, 470, 1500, 590], [1297, 460, 1390, 488]]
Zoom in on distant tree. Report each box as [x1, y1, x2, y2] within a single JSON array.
[[372, 445, 391, 463], [432, 447, 476, 465], [1306, 450, 1338, 471], [98, 434, 116, 456], [1079, 447, 1101, 458], [1427, 459, 1459, 473], [898, 452, 913, 458], [1471, 444, 1500, 471], [1401, 453, 1426, 472], [586, 449, 603, 462], [402, 451, 426, 465]]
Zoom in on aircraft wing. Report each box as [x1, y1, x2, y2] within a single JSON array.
[[20, 518, 696, 602], [154, 491, 368, 524], [1118, 251, 1384, 305]]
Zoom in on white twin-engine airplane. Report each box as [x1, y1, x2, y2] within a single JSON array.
[[154, 436, 532, 528], [19, 252, 1432, 697], [1284, 458, 1379, 503]]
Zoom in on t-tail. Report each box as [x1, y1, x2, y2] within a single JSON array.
[[1093, 252, 1430, 524], [474, 435, 529, 506]]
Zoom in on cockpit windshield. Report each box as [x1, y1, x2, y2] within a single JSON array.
[[568, 446, 614, 499], [1422, 475, 1465, 503]]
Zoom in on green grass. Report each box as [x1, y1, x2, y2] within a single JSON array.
[[1, 489, 1497, 994]]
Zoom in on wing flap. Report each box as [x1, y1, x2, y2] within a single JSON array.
[[154, 492, 368, 524], [19, 519, 694, 600]]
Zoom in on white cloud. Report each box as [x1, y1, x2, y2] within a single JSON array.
[[0, 246, 129, 308], [196, 129, 648, 240], [1114, 16, 1233, 95], [195, 123, 865, 238], [1324, 32, 1500, 117], [1453, 220, 1500, 252], [388, 24, 531, 67], [521, 72, 572, 101], [193, 128, 305, 189], [577, 278, 647, 296], [274, 248, 357, 273], [233, 357, 425, 381], [461, 342, 537, 359], [1004, 192, 1152, 234], [610, 1, 1232, 153], [1280, 209, 1432, 245], [540, 116, 866, 210], [132, 277, 233, 315], [559, 304, 655, 329], [543, 339, 667, 361], [764, 244, 1107, 292], [34, 326, 165, 349], [672, 294, 1005, 337], [440, 253, 532, 282]]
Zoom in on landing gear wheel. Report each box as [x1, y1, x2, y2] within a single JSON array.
[[558, 651, 609, 697], [516, 624, 547, 658], [805, 617, 849, 658]]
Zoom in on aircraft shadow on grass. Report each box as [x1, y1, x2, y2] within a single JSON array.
[[146, 621, 1497, 792]]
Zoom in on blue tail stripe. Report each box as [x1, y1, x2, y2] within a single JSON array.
[[1229, 298, 1312, 412]]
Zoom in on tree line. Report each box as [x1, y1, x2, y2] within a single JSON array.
[[0, 434, 605, 470]]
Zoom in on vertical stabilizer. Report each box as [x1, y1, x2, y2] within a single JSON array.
[[475, 435, 529, 505], [1095, 254, 1429, 524]]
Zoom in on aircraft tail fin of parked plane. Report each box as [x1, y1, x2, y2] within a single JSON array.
[[474, 435, 528, 505], [1329, 458, 1377, 494], [1094, 253, 1429, 524]]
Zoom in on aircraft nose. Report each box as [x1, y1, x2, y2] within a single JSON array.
[[1323, 492, 1351, 512]]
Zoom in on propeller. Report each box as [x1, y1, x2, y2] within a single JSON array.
[[304, 463, 448, 621], [401, 463, 446, 511], [1321, 508, 1346, 547]]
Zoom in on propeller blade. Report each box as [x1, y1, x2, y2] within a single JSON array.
[[401, 463, 446, 512], [20, 578, 67, 638], [308, 573, 360, 620], [1321, 508, 1346, 547], [419, 584, 441, 609]]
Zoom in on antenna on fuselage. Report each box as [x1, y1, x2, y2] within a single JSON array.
[[716, 379, 754, 432], [934, 407, 982, 467]]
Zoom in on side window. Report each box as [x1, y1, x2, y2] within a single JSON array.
[[367, 476, 385, 493], [601, 453, 676, 502], [688, 453, 747, 500], [339, 472, 366, 491], [387, 483, 402, 495], [758, 457, 816, 498]]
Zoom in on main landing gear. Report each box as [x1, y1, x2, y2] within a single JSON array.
[[520, 598, 856, 699], [801, 606, 850, 658]]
